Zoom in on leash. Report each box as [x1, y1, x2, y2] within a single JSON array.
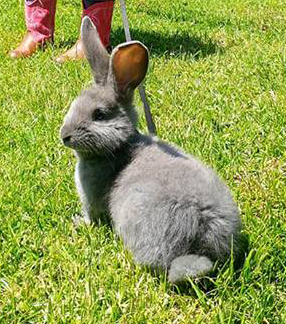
[[119, 0, 157, 135]]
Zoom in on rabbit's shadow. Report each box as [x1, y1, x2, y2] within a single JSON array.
[[56, 27, 221, 59]]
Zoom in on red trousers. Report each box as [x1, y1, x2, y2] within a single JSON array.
[[25, 0, 114, 46]]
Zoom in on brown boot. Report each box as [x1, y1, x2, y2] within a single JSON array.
[[55, 39, 85, 63], [9, 0, 56, 59], [9, 32, 51, 58]]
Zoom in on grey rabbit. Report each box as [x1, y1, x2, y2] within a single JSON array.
[[60, 17, 244, 283]]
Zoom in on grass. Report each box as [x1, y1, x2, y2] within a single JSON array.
[[1, 0, 286, 322]]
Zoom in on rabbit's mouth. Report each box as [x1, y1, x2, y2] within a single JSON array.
[[62, 137, 104, 155], [62, 136, 81, 151]]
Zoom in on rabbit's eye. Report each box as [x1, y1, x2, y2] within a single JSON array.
[[92, 110, 105, 121]]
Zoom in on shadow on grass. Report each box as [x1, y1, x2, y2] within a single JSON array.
[[111, 27, 222, 59], [56, 27, 222, 60]]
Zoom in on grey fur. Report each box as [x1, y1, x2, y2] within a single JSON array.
[[168, 255, 213, 283], [60, 17, 243, 283]]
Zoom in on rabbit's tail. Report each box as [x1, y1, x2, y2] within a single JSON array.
[[168, 254, 213, 283]]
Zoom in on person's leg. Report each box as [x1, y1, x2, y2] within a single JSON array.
[[10, 0, 57, 58], [83, 0, 114, 48], [55, 0, 114, 63], [82, 0, 99, 9]]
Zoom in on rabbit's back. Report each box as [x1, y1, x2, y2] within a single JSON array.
[[110, 136, 241, 269]]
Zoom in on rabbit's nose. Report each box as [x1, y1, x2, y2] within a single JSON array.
[[62, 135, 71, 146]]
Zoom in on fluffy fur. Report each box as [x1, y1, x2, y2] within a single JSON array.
[[60, 17, 244, 283]]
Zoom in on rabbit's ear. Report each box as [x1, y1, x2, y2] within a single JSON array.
[[81, 16, 110, 85], [109, 41, 149, 97]]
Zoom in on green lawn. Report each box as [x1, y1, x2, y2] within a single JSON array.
[[1, 0, 286, 323]]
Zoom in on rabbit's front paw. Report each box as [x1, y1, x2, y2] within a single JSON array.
[[72, 214, 92, 227]]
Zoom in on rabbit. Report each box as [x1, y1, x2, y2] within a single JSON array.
[[60, 16, 244, 283]]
